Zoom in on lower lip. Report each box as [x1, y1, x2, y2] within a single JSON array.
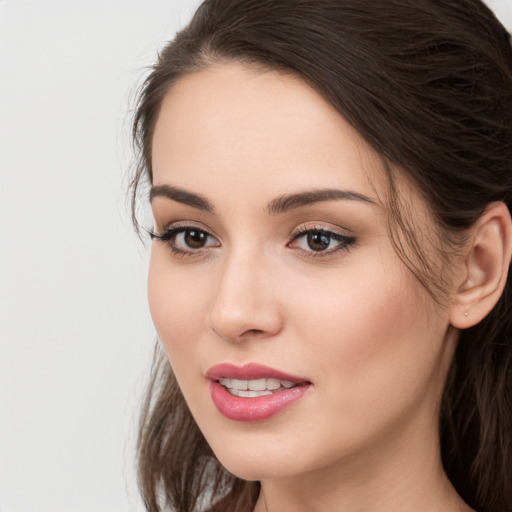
[[209, 381, 310, 422]]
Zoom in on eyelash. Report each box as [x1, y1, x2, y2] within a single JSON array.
[[149, 224, 356, 259], [148, 224, 218, 257], [288, 225, 356, 258]]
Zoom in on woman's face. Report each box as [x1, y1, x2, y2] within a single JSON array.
[[149, 63, 456, 483]]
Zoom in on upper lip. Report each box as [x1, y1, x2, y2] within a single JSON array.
[[206, 363, 309, 383]]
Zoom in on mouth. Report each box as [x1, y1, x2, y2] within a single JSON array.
[[206, 363, 312, 421], [218, 377, 298, 397]]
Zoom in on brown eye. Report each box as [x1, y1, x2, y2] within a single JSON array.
[[184, 229, 208, 249], [171, 227, 219, 253], [289, 227, 356, 256], [151, 226, 219, 254], [307, 232, 331, 252]]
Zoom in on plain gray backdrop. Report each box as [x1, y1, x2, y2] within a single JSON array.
[[0, 1, 510, 511]]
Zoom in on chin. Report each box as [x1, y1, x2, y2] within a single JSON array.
[[217, 456, 295, 482], [207, 430, 341, 484], [204, 432, 301, 481]]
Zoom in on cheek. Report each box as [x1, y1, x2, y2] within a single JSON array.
[[289, 250, 447, 415], [147, 249, 209, 365]]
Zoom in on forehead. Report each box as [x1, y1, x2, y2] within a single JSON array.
[[151, 62, 387, 199]]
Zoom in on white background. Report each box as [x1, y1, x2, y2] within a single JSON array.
[[0, 1, 510, 511], [0, 1, 200, 511]]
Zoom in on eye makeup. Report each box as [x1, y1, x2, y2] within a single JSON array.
[[288, 224, 356, 259], [149, 220, 356, 261]]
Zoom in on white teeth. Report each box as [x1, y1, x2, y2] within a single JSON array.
[[248, 378, 267, 391], [266, 378, 281, 390], [229, 389, 273, 397], [219, 377, 298, 395], [231, 379, 248, 390]]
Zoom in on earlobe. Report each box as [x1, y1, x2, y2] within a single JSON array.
[[450, 202, 512, 329]]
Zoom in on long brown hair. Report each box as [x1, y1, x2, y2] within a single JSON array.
[[131, 1, 512, 511]]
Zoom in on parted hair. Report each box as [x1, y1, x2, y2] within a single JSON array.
[[131, 1, 512, 511]]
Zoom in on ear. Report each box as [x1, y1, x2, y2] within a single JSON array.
[[450, 202, 512, 329]]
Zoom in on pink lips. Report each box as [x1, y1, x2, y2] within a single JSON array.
[[206, 363, 311, 422]]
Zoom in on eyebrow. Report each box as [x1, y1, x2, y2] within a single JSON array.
[[150, 184, 377, 215], [150, 184, 214, 213], [267, 188, 377, 214]]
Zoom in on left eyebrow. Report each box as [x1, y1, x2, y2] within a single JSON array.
[[267, 188, 378, 215]]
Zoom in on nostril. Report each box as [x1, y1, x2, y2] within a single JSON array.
[[211, 326, 269, 343], [242, 329, 265, 336]]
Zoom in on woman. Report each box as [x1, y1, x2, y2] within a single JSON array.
[[131, 1, 512, 511]]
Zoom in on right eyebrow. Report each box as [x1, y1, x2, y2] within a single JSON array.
[[149, 184, 214, 213]]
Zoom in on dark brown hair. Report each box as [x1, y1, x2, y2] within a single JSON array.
[[131, 1, 512, 511]]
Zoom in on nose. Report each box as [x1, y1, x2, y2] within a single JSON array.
[[207, 247, 283, 344]]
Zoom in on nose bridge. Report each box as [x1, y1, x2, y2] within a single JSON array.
[[207, 241, 281, 342]]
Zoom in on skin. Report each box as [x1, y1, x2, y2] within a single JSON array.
[[148, 62, 474, 512]]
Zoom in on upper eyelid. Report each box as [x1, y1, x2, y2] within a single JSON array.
[[158, 220, 207, 231], [154, 221, 220, 239], [289, 223, 353, 239], [152, 221, 354, 244]]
